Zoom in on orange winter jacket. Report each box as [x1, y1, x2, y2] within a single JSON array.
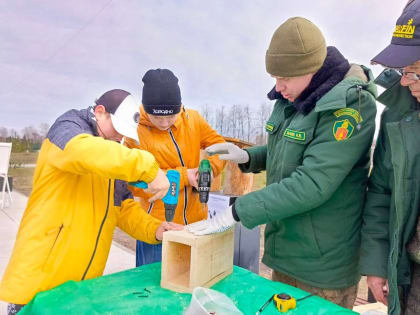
[[125, 106, 226, 225]]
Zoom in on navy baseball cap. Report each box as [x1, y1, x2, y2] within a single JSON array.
[[372, 0, 420, 68]]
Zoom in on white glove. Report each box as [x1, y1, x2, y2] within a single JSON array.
[[205, 143, 249, 164], [187, 206, 237, 235]]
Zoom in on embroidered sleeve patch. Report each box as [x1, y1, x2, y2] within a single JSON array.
[[333, 119, 354, 141], [284, 128, 306, 141], [266, 122, 275, 132], [333, 108, 363, 124]]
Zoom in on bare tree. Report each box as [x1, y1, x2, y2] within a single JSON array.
[[255, 102, 273, 144], [38, 123, 50, 138], [243, 105, 252, 142], [227, 106, 235, 138], [215, 106, 226, 135], [200, 104, 213, 127], [9, 129, 19, 139], [23, 126, 43, 149], [237, 105, 244, 140], [199, 102, 273, 143], [22, 126, 40, 142], [0, 127, 8, 140]]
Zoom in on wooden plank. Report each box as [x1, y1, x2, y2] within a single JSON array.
[[222, 137, 254, 196], [353, 302, 387, 314], [201, 137, 256, 195], [222, 161, 254, 195]]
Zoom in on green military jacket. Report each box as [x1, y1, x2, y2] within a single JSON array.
[[236, 65, 377, 289], [360, 69, 420, 315]]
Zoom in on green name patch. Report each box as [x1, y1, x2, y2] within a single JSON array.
[[284, 128, 306, 141], [266, 122, 275, 132]]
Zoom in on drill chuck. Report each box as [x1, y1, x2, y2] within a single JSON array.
[[198, 184, 210, 204], [164, 204, 176, 222]]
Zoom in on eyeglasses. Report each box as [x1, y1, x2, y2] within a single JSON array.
[[396, 69, 420, 81]]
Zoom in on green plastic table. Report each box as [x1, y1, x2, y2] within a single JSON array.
[[20, 263, 357, 314]]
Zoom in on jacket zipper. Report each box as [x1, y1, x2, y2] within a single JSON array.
[[51, 224, 64, 249], [45, 224, 64, 259], [356, 85, 363, 131], [147, 202, 154, 214], [82, 179, 111, 280], [168, 128, 188, 225], [387, 123, 408, 313]]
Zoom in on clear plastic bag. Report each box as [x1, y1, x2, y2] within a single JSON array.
[[183, 287, 243, 315]]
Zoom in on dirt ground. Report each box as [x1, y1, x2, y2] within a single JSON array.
[[113, 227, 137, 252]]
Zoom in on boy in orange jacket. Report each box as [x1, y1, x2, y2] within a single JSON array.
[[125, 69, 226, 266]]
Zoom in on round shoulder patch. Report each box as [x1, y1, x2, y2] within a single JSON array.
[[333, 119, 354, 141]]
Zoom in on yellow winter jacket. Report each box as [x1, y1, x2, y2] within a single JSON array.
[[125, 106, 226, 225], [0, 108, 162, 304]]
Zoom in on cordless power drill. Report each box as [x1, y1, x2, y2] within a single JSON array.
[[197, 159, 212, 209], [129, 170, 180, 222]]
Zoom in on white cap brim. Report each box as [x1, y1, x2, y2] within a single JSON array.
[[110, 94, 140, 143]]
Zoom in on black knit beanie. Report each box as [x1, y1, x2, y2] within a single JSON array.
[[141, 69, 182, 116]]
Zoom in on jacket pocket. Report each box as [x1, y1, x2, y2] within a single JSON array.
[[42, 224, 65, 272], [273, 213, 322, 258], [281, 127, 315, 166]]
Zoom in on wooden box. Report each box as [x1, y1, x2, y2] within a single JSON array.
[[161, 228, 234, 293]]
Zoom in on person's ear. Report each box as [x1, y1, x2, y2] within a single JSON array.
[[94, 105, 107, 120]]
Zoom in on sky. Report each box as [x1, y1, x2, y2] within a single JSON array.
[[0, 0, 407, 132]]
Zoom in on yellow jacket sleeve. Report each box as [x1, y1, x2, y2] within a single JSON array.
[[117, 199, 162, 244], [49, 134, 159, 183], [198, 114, 226, 177]]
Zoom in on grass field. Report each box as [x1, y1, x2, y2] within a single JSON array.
[[8, 167, 35, 196], [10, 151, 38, 166], [8, 152, 38, 196]]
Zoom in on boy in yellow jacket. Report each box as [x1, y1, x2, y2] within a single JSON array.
[[125, 69, 226, 266], [0, 89, 182, 314]]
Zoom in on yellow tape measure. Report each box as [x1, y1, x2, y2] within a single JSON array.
[[273, 293, 296, 312], [256, 292, 314, 314]]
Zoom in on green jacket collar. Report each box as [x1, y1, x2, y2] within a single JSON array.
[[315, 65, 377, 112], [375, 70, 418, 115]]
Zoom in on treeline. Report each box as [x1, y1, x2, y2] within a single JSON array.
[[0, 124, 50, 152], [200, 103, 273, 145], [1, 102, 275, 152]]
